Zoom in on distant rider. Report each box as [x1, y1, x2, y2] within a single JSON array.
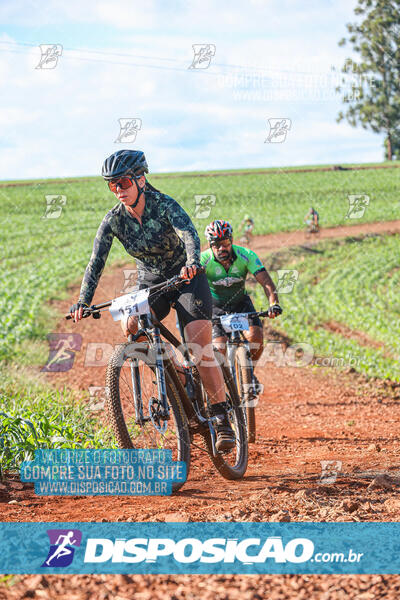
[[238, 214, 255, 243], [304, 206, 319, 232]]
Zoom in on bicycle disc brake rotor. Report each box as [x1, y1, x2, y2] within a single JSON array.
[[148, 397, 168, 433]]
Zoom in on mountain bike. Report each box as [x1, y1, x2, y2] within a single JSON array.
[[212, 311, 268, 443], [304, 221, 320, 240], [65, 274, 248, 491]]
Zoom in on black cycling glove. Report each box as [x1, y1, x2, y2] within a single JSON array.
[[268, 304, 283, 318], [69, 301, 89, 314]]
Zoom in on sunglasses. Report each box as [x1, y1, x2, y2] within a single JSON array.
[[107, 176, 141, 193], [211, 238, 232, 248]]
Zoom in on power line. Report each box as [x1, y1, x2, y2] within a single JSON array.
[[0, 39, 345, 78]]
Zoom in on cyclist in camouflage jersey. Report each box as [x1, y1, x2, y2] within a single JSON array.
[[69, 150, 236, 451], [201, 220, 282, 365]]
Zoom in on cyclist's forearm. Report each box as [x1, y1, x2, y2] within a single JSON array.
[[256, 270, 279, 305], [166, 201, 201, 265], [78, 226, 113, 305], [263, 284, 279, 305], [78, 261, 105, 306], [180, 227, 201, 266]]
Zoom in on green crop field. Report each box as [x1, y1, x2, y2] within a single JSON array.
[[1, 163, 399, 364], [0, 366, 111, 475], [0, 168, 399, 366], [255, 233, 400, 381]]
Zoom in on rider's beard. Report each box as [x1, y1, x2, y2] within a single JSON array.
[[218, 250, 230, 261]]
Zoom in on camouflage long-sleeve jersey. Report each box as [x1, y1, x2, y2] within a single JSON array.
[[78, 187, 200, 306]]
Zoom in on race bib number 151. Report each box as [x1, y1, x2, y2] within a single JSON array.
[[109, 289, 150, 321]]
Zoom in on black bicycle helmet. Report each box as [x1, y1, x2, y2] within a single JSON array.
[[101, 150, 149, 180]]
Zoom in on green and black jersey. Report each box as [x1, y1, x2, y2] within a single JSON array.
[[78, 187, 200, 306], [200, 244, 266, 308]]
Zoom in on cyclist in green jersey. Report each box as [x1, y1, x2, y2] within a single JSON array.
[[69, 151, 236, 451], [201, 220, 282, 364]]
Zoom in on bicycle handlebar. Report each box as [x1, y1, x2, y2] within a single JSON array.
[[211, 310, 269, 324], [64, 266, 205, 321]]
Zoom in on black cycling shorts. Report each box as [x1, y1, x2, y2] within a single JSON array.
[[211, 294, 262, 339], [137, 270, 212, 330]]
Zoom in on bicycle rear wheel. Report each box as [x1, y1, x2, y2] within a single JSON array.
[[234, 345, 256, 443], [199, 355, 248, 480], [105, 342, 191, 492]]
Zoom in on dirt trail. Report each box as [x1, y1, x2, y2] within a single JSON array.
[[2, 220, 400, 597], [247, 219, 400, 254]]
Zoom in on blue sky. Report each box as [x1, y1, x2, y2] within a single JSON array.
[[0, 0, 386, 179]]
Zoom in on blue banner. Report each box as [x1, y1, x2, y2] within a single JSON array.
[[1, 522, 400, 574], [19, 450, 186, 496]]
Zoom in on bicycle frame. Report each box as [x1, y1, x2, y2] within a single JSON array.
[[127, 313, 171, 432], [213, 309, 269, 410], [65, 273, 242, 454], [123, 284, 213, 437], [174, 312, 217, 451]]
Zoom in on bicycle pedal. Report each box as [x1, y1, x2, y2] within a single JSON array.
[[218, 447, 235, 455]]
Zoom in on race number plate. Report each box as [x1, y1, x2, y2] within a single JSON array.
[[220, 313, 249, 333], [109, 288, 150, 321]]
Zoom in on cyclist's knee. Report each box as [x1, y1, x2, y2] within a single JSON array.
[[120, 314, 147, 341], [245, 327, 263, 344], [251, 343, 263, 361], [245, 329, 264, 361], [212, 336, 227, 355]]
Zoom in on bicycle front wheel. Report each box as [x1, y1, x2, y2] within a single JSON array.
[[234, 345, 256, 443], [105, 342, 191, 491], [201, 355, 248, 480]]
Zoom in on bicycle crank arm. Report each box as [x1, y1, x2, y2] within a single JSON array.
[[135, 416, 152, 425], [207, 420, 218, 457]]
